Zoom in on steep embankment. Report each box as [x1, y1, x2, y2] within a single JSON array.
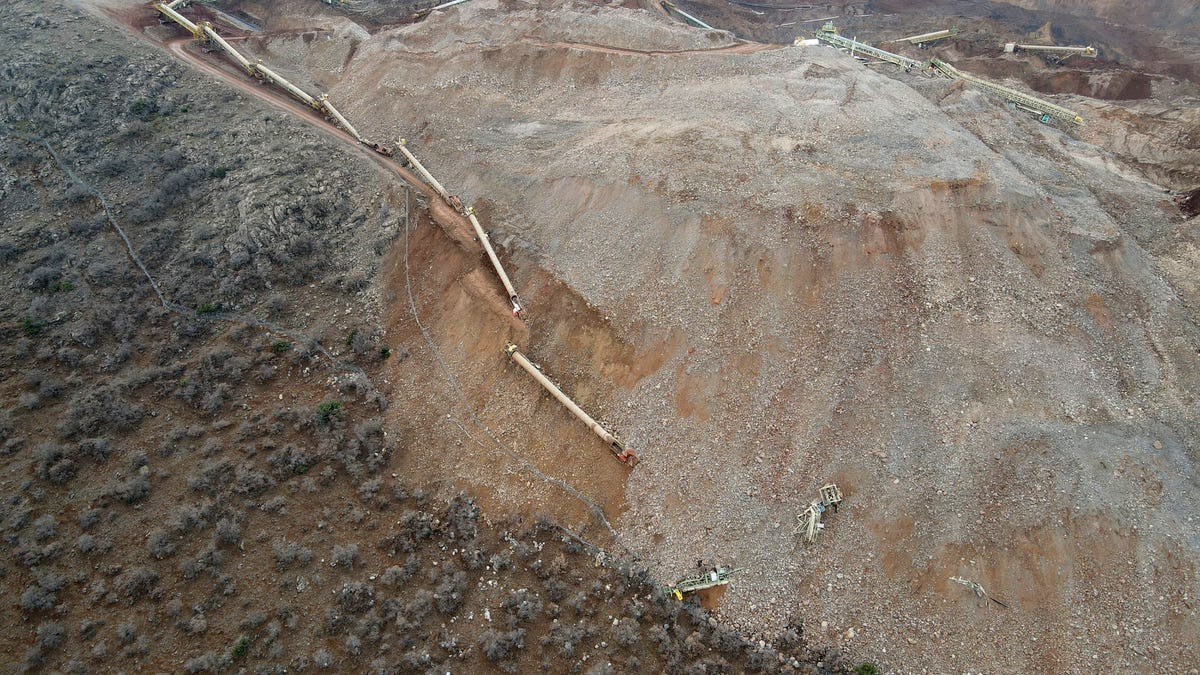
[[233, 0, 1197, 672]]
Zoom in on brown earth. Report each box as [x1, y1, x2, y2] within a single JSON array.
[[199, 1, 1200, 672], [33, 0, 1200, 673]]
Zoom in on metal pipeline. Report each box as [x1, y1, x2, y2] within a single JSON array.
[[395, 140, 450, 200], [503, 342, 639, 467], [664, 2, 714, 30], [1011, 43, 1097, 57], [466, 209, 522, 316], [318, 95, 365, 143], [154, 2, 202, 38], [201, 24, 254, 74], [251, 61, 320, 110]]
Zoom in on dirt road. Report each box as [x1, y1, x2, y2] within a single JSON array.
[[526, 39, 781, 57], [78, 0, 485, 256]]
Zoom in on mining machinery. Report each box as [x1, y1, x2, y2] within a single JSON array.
[[811, 22, 927, 72], [1004, 42, 1097, 63], [890, 28, 958, 48], [666, 566, 742, 601], [931, 57, 1084, 126], [152, 2, 394, 156], [396, 140, 523, 316]]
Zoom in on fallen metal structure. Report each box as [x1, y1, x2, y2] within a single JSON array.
[[666, 566, 742, 601], [503, 342, 639, 466], [1004, 42, 1097, 61], [931, 57, 1084, 126], [414, 0, 474, 20], [796, 483, 843, 544], [153, 0, 648, 473], [467, 208, 523, 317], [813, 22, 926, 72], [396, 140, 521, 315], [890, 28, 958, 47]]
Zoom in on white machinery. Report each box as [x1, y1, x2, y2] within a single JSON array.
[[153, 3, 394, 156], [396, 140, 523, 317]]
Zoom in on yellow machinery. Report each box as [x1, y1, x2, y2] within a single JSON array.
[[503, 342, 639, 466], [796, 483, 843, 543], [666, 566, 742, 601]]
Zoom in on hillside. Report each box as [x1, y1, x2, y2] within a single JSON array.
[[2, 0, 1198, 673]]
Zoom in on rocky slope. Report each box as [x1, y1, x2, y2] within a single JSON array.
[[0, 0, 847, 672], [218, 0, 1200, 671]]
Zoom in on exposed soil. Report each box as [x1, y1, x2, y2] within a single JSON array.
[[6, 0, 1198, 673], [219, 1, 1197, 673]]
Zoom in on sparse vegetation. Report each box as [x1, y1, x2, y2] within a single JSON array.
[[22, 316, 42, 336], [316, 400, 342, 424], [0, 2, 847, 673], [231, 635, 249, 660]]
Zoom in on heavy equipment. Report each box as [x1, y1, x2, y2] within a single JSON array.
[[1004, 42, 1097, 63], [666, 566, 742, 601], [930, 57, 1083, 126], [502, 342, 639, 466], [889, 28, 958, 48], [796, 483, 842, 544], [468, 208, 523, 317], [811, 22, 927, 72], [154, 1, 203, 39]]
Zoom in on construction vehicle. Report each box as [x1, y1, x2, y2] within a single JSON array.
[[889, 28, 958, 48], [930, 57, 1083, 126], [502, 342, 639, 466], [1004, 42, 1097, 63], [796, 483, 842, 544], [666, 566, 742, 601], [812, 22, 927, 73]]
